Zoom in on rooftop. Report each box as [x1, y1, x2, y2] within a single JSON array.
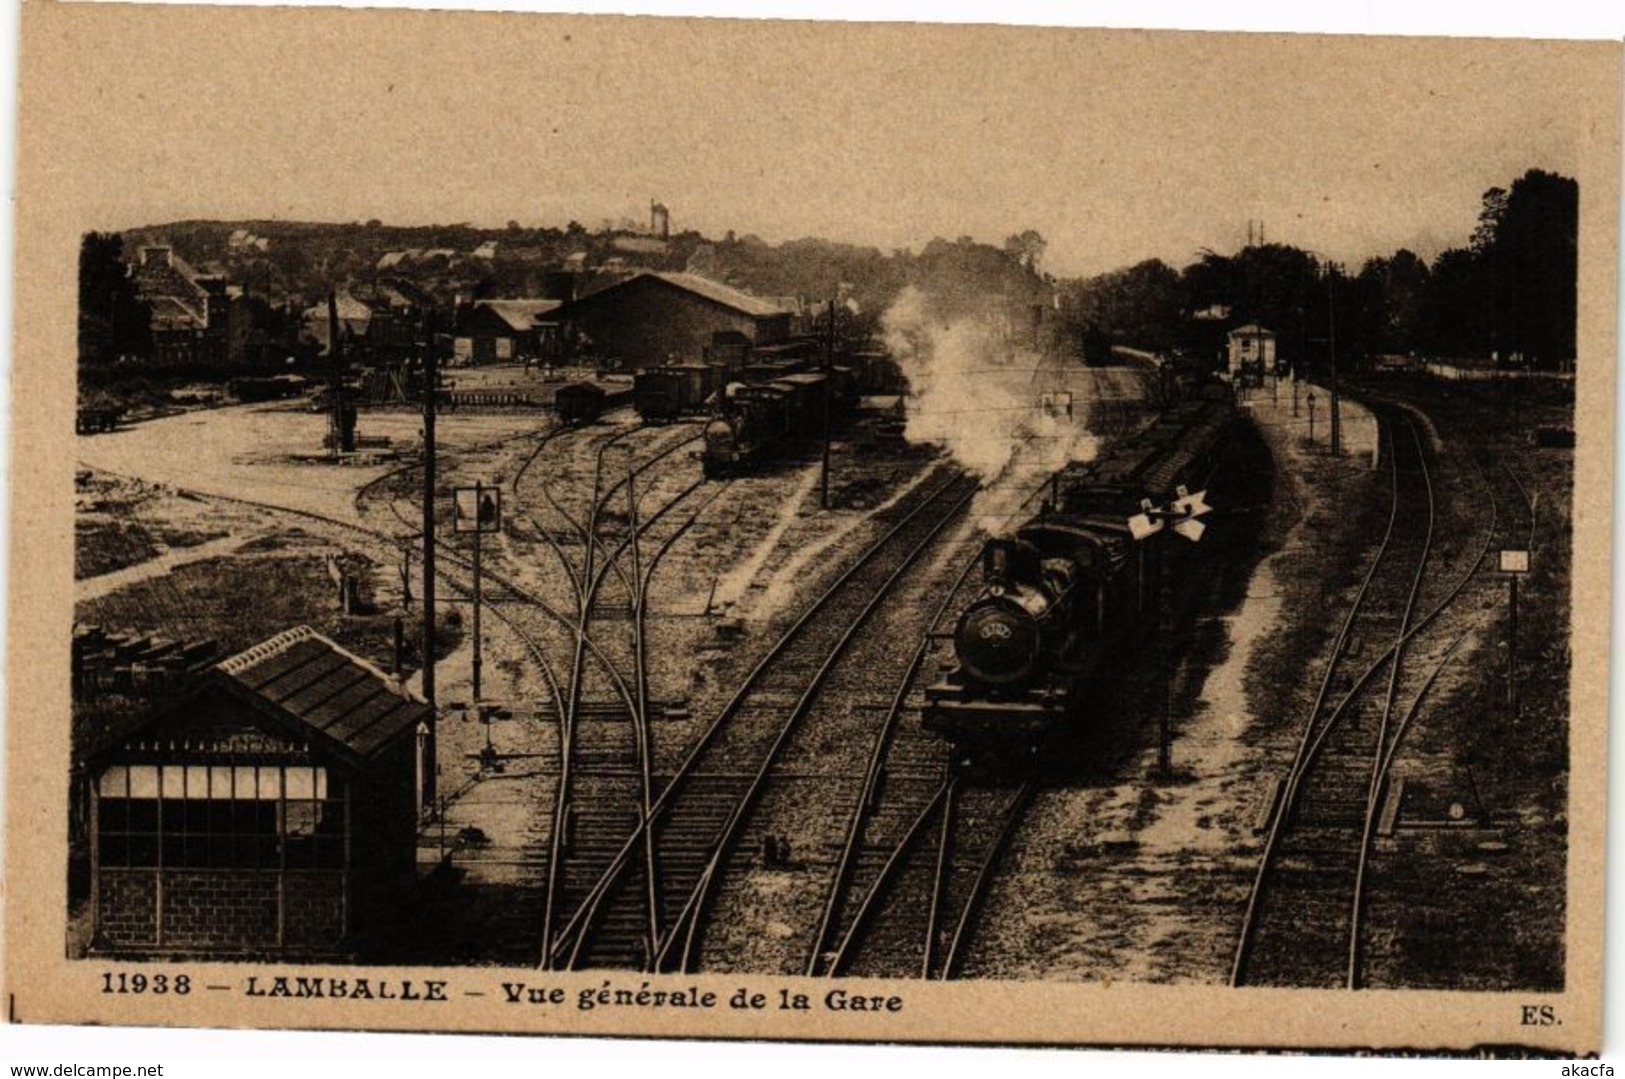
[[215, 626, 430, 763], [651, 272, 790, 318], [564, 271, 791, 320]]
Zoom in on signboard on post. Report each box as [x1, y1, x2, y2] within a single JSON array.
[[1499, 549, 1531, 574], [455, 485, 502, 534], [1128, 499, 1164, 541]]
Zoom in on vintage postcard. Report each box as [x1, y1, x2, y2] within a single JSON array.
[[4, 1, 1620, 1055]]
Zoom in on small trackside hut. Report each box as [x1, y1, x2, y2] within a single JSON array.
[[82, 627, 429, 960]]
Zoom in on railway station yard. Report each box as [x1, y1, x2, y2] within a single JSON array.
[[69, 372, 1573, 986], [964, 374, 1570, 989]]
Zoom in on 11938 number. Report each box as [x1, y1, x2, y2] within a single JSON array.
[[101, 972, 190, 995]]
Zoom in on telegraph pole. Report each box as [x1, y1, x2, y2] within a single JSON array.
[[820, 295, 835, 510], [421, 333, 439, 807], [1157, 549, 1172, 776], [1326, 263, 1342, 456], [1507, 571, 1519, 713], [326, 290, 345, 458], [1499, 548, 1530, 714], [471, 479, 484, 707]]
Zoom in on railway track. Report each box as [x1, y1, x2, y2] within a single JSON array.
[[826, 778, 1035, 979], [369, 418, 712, 964], [546, 468, 980, 971], [531, 426, 706, 968], [1231, 402, 1508, 988], [804, 464, 1064, 979]]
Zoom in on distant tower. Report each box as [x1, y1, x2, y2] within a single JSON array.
[[650, 200, 670, 241]]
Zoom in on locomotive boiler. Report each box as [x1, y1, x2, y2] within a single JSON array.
[[923, 387, 1238, 756]]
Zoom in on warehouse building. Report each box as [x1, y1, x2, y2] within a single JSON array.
[[550, 272, 793, 371]]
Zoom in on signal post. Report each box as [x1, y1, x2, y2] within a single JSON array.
[[1128, 485, 1214, 777]]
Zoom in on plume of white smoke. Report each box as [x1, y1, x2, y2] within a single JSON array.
[[881, 285, 1100, 533]]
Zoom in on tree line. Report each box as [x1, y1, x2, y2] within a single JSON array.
[[1057, 168, 1578, 372]]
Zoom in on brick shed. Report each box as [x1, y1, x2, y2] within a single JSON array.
[[83, 627, 429, 960]]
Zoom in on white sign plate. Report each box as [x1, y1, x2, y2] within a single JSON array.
[[455, 486, 503, 534]]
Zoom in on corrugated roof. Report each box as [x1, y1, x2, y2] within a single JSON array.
[[475, 298, 564, 332], [217, 627, 428, 762]]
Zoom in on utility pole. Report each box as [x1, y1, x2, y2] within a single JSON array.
[[326, 290, 346, 458], [820, 295, 835, 511], [1498, 548, 1530, 715], [471, 479, 484, 707], [1157, 548, 1172, 776], [420, 331, 439, 807], [1507, 571, 1519, 714]]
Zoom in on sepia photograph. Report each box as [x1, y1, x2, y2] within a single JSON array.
[[4, 0, 1620, 1059]]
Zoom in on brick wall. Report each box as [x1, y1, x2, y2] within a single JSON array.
[[159, 870, 278, 950], [284, 871, 345, 949], [98, 871, 157, 947], [96, 869, 345, 955]]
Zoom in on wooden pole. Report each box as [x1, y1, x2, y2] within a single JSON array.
[[1157, 547, 1172, 777], [327, 290, 344, 458], [421, 335, 439, 806], [821, 296, 834, 510], [1328, 266, 1342, 455], [472, 480, 484, 707], [1508, 573, 1519, 715]]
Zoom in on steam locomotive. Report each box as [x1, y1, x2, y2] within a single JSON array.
[[701, 367, 857, 478], [922, 386, 1238, 757]]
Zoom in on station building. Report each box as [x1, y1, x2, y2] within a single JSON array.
[[549, 271, 794, 371], [82, 627, 428, 960]]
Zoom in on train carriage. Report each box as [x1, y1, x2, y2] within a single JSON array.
[[634, 363, 716, 424], [554, 381, 632, 426]]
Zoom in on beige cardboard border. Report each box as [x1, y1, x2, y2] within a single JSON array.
[[6, 2, 1620, 1052]]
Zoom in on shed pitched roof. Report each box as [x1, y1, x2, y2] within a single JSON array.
[[1227, 323, 1276, 338], [214, 627, 429, 763]]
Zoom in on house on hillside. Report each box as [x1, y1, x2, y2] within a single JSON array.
[[548, 272, 793, 370], [227, 230, 270, 254], [130, 246, 231, 368], [300, 291, 380, 358]]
